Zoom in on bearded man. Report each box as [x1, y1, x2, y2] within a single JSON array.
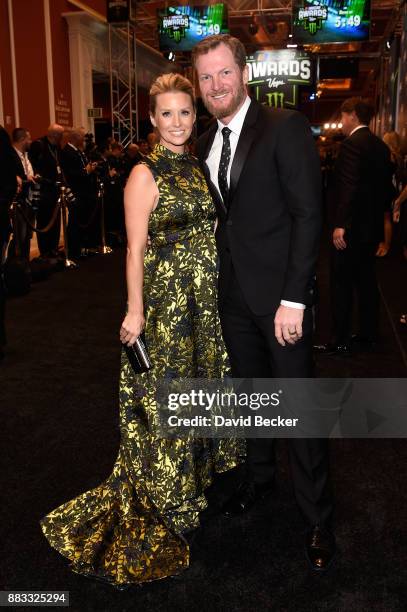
[[193, 34, 336, 572]]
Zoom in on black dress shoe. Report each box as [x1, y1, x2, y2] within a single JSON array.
[[223, 480, 273, 517], [314, 342, 351, 357], [305, 525, 336, 572]]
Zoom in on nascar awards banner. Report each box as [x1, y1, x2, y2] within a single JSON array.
[[246, 50, 314, 109]]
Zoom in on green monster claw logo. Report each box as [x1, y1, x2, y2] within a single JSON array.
[[298, 3, 328, 36], [266, 92, 285, 108], [161, 14, 190, 44]]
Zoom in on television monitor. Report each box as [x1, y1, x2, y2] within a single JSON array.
[[158, 4, 229, 52], [292, 0, 371, 44]]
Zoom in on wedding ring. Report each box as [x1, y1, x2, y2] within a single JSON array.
[[288, 329, 297, 335]]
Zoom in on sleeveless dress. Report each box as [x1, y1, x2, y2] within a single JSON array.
[[40, 143, 244, 586]]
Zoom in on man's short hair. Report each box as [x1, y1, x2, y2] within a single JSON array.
[[340, 97, 375, 125], [12, 127, 29, 143], [191, 34, 247, 72]]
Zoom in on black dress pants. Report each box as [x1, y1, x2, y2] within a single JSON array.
[[219, 266, 334, 528], [330, 240, 379, 344]]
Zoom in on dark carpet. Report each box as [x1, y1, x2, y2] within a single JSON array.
[[1, 243, 407, 612]]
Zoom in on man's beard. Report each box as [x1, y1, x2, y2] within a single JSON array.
[[203, 78, 246, 120]]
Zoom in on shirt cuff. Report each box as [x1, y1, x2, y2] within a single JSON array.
[[280, 300, 306, 310]]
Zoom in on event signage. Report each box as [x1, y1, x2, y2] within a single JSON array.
[[292, 0, 371, 44], [246, 50, 314, 109], [157, 4, 229, 52]]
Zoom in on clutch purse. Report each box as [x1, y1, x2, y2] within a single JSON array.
[[124, 332, 152, 374]]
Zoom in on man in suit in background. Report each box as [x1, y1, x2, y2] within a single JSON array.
[[60, 127, 97, 260], [11, 128, 35, 260], [0, 125, 17, 360], [29, 124, 64, 260], [319, 98, 394, 355], [193, 34, 335, 571]]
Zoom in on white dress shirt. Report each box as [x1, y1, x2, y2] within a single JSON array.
[[206, 96, 304, 310], [13, 146, 33, 179], [206, 95, 252, 197]]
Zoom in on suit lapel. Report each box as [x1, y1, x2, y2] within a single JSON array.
[[228, 100, 261, 206]]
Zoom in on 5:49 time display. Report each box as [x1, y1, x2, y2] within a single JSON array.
[[196, 23, 221, 36], [335, 15, 361, 27]]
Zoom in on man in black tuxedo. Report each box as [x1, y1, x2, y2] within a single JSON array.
[[193, 35, 335, 571], [29, 124, 64, 259], [320, 98, 394, 355], [60, 128, 97, 260], [0, 125, 18, 360]]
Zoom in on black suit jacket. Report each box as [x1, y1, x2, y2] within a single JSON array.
[[11, 148, 27, 180], [60, 144, 92, 201], [29, 136, 61, 182], [29, 136, 62, 202], [0, 126, 17, 202], [196, 99, 322, 316], [331, 127, 393, 244]]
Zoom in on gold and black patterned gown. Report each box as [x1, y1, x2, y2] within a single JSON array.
[[40, 143, 244, 586]]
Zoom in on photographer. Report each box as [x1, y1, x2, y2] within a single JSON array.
[[60, 127, 97, 260], [29, 124, 64, 260], [10, 127, 36, 260], [0, 125, 18, 361]]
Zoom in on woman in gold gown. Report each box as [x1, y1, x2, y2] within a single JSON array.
[[40, 73, 243, 587]]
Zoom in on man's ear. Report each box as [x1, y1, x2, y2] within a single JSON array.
[[243, 64, 249, 86]]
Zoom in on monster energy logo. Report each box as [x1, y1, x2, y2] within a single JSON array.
[[298, 4, 328, 36], [161, 14, 190, 43], [266, 92, 285, 108]]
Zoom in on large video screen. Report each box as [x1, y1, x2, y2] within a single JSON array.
[[158, 4, 229, 52], [292, 0, 371, 44]]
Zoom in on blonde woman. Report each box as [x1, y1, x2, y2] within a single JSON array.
[[40, 73, 243, 587]]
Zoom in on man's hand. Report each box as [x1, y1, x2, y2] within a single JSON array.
[[86, 162, 97, 174], [333, 227, 347, 250], [274, 305, 304, 346]]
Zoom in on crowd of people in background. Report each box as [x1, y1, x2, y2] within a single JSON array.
[[2, 123, 159, 268], [317, 127, 407, 263], [1, 103, 407, 362]]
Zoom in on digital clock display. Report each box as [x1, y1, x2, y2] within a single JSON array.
[[158, 4, 229, 52], [292, 0, 371, 44]]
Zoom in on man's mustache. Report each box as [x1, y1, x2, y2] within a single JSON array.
[[208, 91, 229, 98]]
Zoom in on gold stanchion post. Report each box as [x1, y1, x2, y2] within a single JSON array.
[[59, 184, 78, 269], [97, 179, 112, 255]]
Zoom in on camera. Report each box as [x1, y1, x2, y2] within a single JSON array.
[[17, 178, 42, 211], [56, 181, 77, 207], [64, 186, 77, 206]]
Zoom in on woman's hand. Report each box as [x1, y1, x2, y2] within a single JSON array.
[[120, 312, 145, 346]]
